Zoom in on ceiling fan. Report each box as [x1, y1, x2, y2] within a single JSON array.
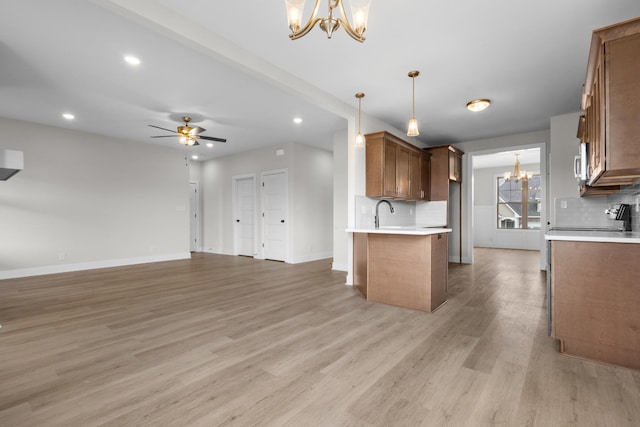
[[148, 116, 227, 146]]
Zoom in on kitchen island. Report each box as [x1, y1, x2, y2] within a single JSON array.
[[347, 227, 452, 312], [545, 230, 640, 370]]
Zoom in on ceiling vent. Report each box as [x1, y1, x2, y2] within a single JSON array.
[[0, 149, 24, 180]]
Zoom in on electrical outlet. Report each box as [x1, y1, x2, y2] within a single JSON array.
[[561, 200, 567, 209], [58, 252, 66, 261]]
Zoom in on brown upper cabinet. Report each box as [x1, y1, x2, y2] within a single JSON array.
[[365, 131, 430, 201], [424, 145, 464, 201], [581, 16, 640, 188]]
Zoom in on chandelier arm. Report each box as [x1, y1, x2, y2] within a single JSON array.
[[336, 1, 365, 42], [338, 18, 365, 42], [288, 0, 323, 40]]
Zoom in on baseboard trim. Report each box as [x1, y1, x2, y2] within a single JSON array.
[[0, 253, 191, 280], [288, 252, 333, 264]]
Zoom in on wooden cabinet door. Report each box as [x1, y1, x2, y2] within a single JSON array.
[[408, 151, 422, 200], [420, 153, 431, 201], [588, 60, 604, 184], [395, 146, 410, 198], [382, 139, 398, 197], [448, 150, 462, 182], [605, 32, 640, 173]]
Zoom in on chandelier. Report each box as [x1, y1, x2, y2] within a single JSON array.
[[504, 154, 532, 182], [284, 0, 371, 42]]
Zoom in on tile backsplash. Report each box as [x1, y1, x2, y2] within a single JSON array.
[[607, 181, 640, 232], [354, 196, 447, 228], [554, 181, 640, 232]]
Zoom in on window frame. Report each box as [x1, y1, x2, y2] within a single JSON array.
[[496, 174, 541, 230]]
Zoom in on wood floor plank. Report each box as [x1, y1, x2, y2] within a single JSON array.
[[1, 249, 639, 426]]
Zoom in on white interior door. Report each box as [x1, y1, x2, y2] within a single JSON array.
[[234, 176, 255, 256], [189, 182, 199, 252], [262, 170, 288, 262]]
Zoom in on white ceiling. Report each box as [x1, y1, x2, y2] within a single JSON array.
[[1, 1, 640, 161], [473, 148, 541, 169]]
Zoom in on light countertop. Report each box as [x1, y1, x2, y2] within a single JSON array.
[[346, 226, 452, 236], [545, 229, 640, 244]]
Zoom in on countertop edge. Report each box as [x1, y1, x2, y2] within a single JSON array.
[[545, 231, 640, 244], [346, 227, 452, 236]]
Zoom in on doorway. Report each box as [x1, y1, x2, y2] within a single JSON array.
[[463, 143, 547, 270], [261, 169, 288, 262], [233, 175, 256, 257]]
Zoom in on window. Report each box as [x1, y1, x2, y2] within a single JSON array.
[[497, 175, 541, 229]]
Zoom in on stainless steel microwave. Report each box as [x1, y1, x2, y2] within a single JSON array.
[[574, 142, 588, 185]]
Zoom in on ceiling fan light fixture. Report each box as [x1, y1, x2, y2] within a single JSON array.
[[466, 98, 491, 112], [285, 0, 371, 42], [407, 70, 420, 137], [148, 115, 225, 146]]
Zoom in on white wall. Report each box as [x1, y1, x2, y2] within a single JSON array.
[[0, 118, 191, 279], [196, 141, 333, 264], [332, 130, 348, 271], [291, 143, 333, 263], [473, 163, 541, 250], [549, 112, 581, 225]]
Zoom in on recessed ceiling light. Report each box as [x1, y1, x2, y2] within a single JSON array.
[[293, 117, 303, 124], [206, 143, 214, 148], [191, 154, 199, 160], [62, 113, 75, 120], [124, 55, 141, 66], [466, 99, 491, 112]]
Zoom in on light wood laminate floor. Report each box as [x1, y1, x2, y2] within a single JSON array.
[[1, 249, 639, 426]]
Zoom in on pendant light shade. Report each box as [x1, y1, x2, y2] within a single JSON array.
[[407, 70, 420, 137], [355, 92, 365, 147]]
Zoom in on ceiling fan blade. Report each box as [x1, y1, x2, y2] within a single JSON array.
[[199, 135, 227, 143], [189, 126, 206, 135], [148, 124, 177, 133]]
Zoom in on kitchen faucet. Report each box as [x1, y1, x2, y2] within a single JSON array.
[[375, 199, 395, 228]]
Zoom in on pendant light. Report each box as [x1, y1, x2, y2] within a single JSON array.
[[355, 92, 365, 147], [407, 70, 420, 137]]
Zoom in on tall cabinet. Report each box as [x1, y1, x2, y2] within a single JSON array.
[[425, 145, 464, 262]]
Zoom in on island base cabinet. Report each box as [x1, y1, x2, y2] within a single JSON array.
[[365, 233, 448, 312], [551, 240, 640, 370]]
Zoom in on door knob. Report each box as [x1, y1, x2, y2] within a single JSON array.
[[236, 219, 240, 222], [281, 220, 285, 223]]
